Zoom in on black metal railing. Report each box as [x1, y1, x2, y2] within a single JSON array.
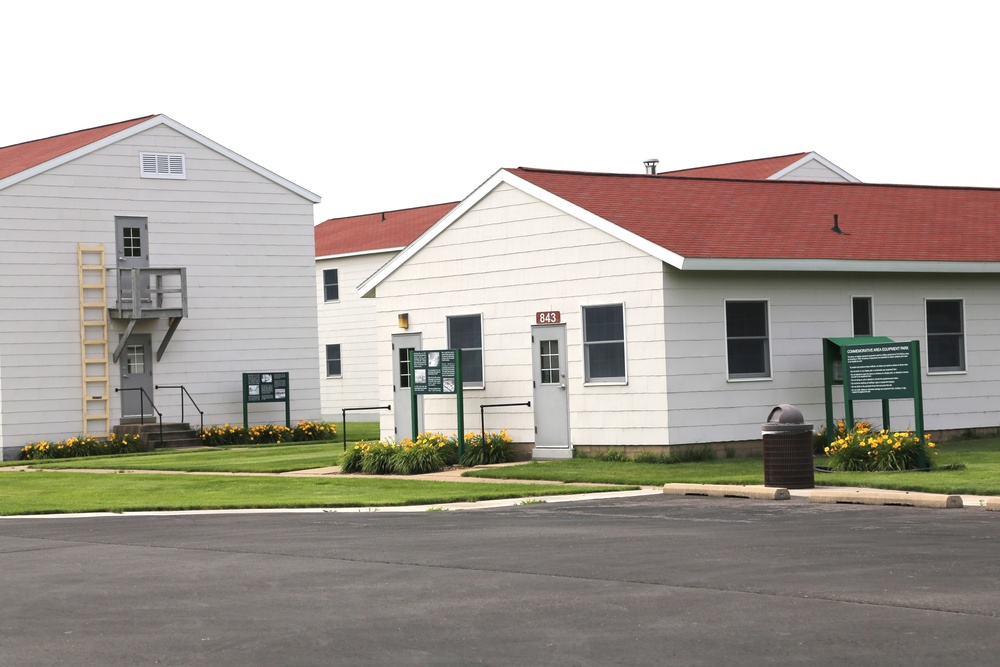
[[114, 387, 163, 445], [155, 384, 205, 433], [479, 401, 531, 448], [341, 405, 391, 451]]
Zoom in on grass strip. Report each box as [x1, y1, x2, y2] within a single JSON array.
[[463, 438, 1000, 496], [0, 472, 632, 516]]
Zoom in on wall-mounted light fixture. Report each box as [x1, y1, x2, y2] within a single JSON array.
[[398, 313, 409, 329]]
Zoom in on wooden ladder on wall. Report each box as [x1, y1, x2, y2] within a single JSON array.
[[78, 244, 110, 437]]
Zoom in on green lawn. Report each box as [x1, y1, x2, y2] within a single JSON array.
[[0, 473, 629, 516], [463, 438, 1000, 496]]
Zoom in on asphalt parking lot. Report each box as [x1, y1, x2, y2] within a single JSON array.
[[2, 494, 999, 666]]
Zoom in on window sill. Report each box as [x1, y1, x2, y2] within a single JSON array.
[[583, 381, 628, 387], [927, 370, 967, 376], [727, 376, 772, 383]]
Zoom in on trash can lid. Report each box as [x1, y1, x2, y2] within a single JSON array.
[[767, 404, 804, 424]]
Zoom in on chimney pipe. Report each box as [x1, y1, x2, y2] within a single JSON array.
[[643, 159, 659, 175]]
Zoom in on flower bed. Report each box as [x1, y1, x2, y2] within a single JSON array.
[[824, 423, 935, 471], [198, 420, 336, 446], [339, 430, 513, 475], [19, 433, 144, 460]]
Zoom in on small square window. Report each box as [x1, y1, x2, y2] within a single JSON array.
[[326, 344, 342, 377], [323, 269, 339, 302]]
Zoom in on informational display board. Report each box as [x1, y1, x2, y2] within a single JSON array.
[[242, 372, 291, 428], [411, 350, 458, 395], [844, 343, 916, 400]]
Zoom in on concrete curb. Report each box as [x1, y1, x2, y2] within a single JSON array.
[[984, 497, 1000, 511], [809, 489, 963, 508], [663, 483, 790, 500]]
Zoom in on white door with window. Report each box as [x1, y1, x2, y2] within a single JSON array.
[[392, 333, 423, 440], [532, 325, 571, 457]]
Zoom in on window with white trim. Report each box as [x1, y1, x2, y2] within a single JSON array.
[[583, 304, 626, 383], [726, 300, 771, 379], [325, 344, 342, 377], [323, 269, 339, 302], [447, 314, 483, 387], [140, 152, 185, 179], [926, 299, 965, 372], [853, 296, 873, 336]]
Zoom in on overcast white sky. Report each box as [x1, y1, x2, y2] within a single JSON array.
[[3, 1, 997, 223]]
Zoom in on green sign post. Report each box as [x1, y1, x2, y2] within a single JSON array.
[[409, 349, 465, 460], [242, 372, 291, 429], [822, 338, 925, 467]]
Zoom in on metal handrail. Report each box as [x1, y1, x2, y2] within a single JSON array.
[[114, 387, 163, 445], [479, 401, 531, 449], [155, 384, 205, 432], [341, 405, 391, 451]]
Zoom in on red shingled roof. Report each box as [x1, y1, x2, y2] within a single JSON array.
[[658, 153, 810, 180], [315, 202, 459, 257], [0, 115, 155, 181], [509, 168, 1000, 263]]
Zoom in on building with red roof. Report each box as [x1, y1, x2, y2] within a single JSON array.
[[0, 115, 322, 459], [356, 162, 1000, 455], [315, 203, 457, 421]]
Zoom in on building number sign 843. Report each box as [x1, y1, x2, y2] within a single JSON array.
[[536, 311, 561, 325]]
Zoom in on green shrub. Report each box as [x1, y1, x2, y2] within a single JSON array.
[[359, 441, 399, 475], [814, 420, 871, 455], [199, 420, 336, 447], [339, 442, 367, 473], [825, 424, 935, 471], [393, 440, 445, 475]]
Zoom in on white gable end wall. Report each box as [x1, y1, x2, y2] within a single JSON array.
[[373, 183, 669, 448], [0, 124, 320, 457], [317, 252, 392, 421]]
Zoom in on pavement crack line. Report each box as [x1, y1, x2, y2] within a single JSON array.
[[3, 532, 996, 619]]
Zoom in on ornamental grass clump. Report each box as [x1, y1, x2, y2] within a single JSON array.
[[19, 432, 143, 460], [824, 423, 935, 472], [456, 429, 515, 467]]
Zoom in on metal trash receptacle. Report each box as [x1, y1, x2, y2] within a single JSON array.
[[761, 404, 814, 489]]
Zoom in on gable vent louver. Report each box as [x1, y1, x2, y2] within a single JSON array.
[[140, 152, 186, 179]]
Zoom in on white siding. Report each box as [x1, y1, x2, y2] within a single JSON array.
[[0, 124, 321, 458], [777, 158, 850, 182], [372, 183, 668, 448], [316, 252, 391, 421], [664, 270, 1000, 444]]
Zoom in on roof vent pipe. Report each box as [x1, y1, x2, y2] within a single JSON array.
[[831, 214, 843, 234], [643, 159, 659, 175]]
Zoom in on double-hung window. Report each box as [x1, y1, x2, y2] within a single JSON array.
[[325, 344, 342, 377], [926, 299, 965, 372], [447, 314, 483, 387], [582, 304, 626, 383], [725, 300, 771, 379], [323, 269, 339, 302]]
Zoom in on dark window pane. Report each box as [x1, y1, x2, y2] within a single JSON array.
[[587, 342, 626, 379], [584, 305, 624, 342], [727, 339, 768, 376], [326, 344, 341, 376], [448, 316, 481, 349], [927, 335, 963, 370], [927, 300, 962, 334], [323, 269, 339, 302], [726, 301, 767, 337], [853, 297, 872, 336]]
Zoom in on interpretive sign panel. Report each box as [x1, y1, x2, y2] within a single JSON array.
[[844, 343, 915, 400], [242, 371, 291, 428], [412, 350, 458, 395]]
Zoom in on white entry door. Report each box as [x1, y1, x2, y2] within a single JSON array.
[[392, 333, 423, 440], [532, 325, 570, 457]]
